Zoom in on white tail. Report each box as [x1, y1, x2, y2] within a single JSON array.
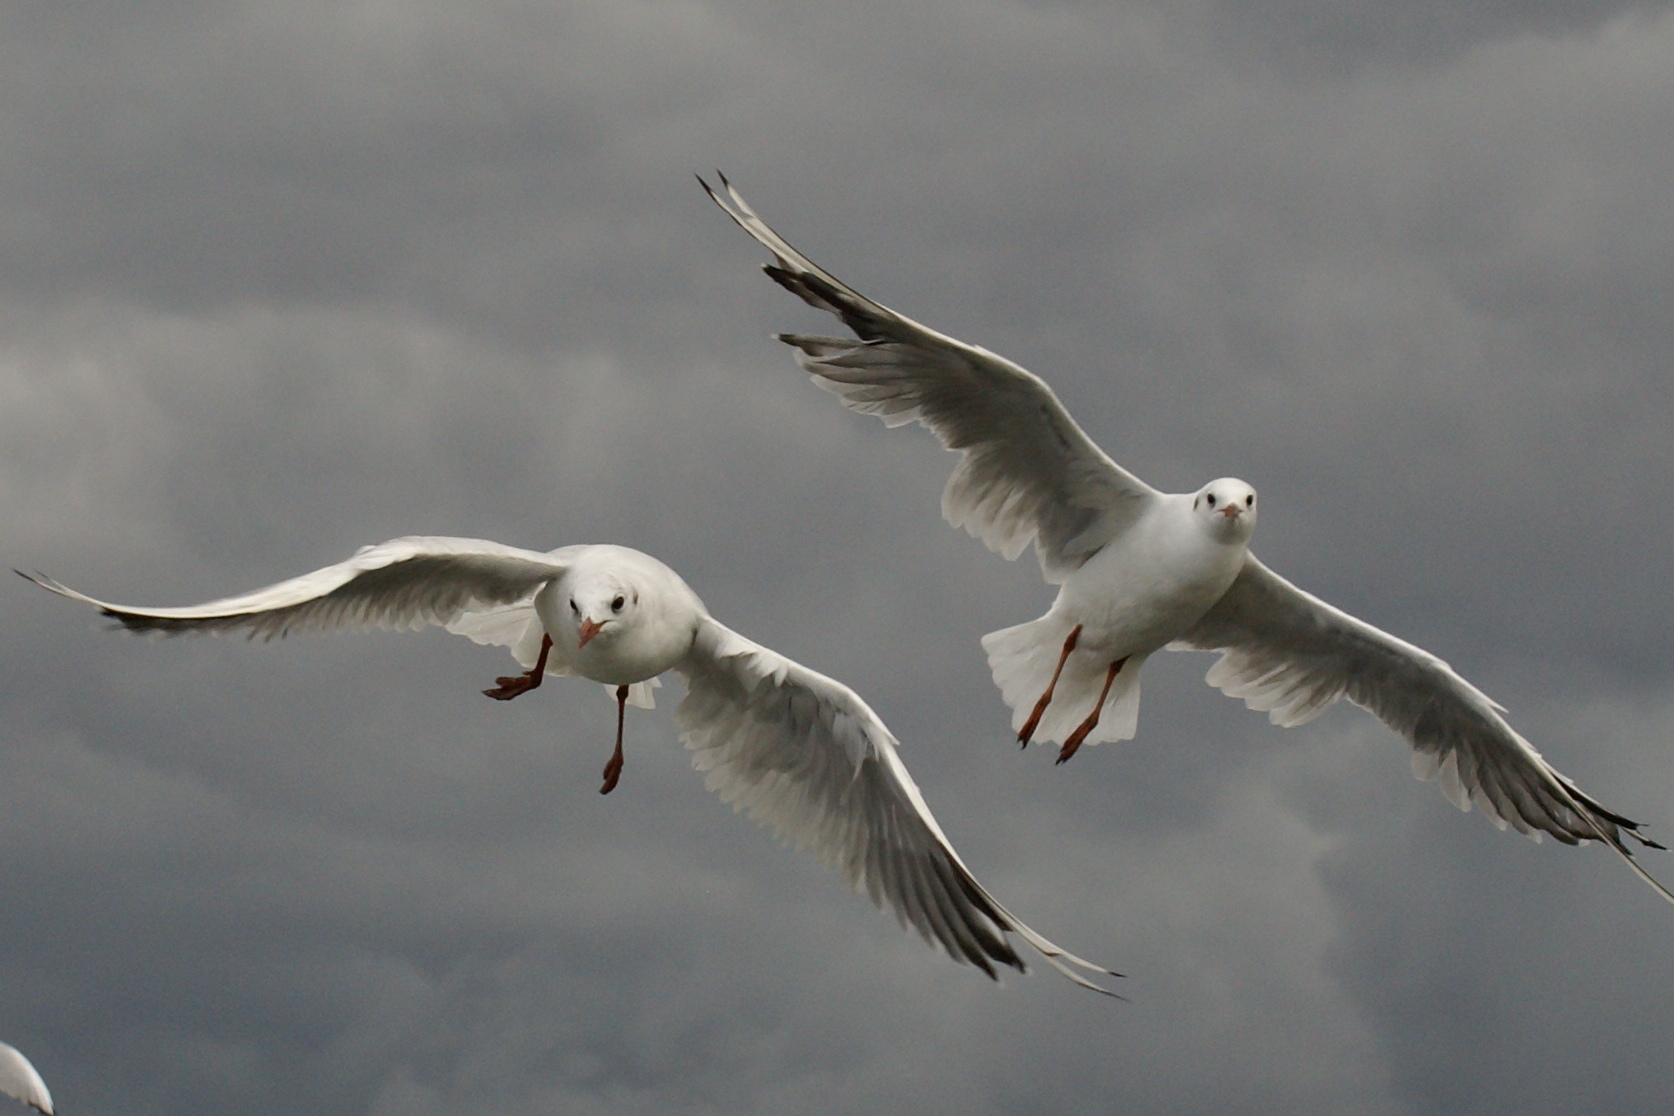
[[982, 616, 1147, 747]]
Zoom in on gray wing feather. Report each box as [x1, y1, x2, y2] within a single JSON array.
[[21, 536, 571, 640], [704, 175, 1157, 579], [1175, 555, 1674, 903], [676, 617, 1121, 993]]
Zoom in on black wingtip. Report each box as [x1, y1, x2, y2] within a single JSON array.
[[697, 170, 736, 206]]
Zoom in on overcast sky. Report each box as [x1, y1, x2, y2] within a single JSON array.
[[4, 1, 1674, 1113]]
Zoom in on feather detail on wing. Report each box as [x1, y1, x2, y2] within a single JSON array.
[[1174, 555, 1674, 904], [676, 616, 1121, 993], [703, 175, 1157, 580], [20, 536, 572, 640], [446, 600, 551, 663]]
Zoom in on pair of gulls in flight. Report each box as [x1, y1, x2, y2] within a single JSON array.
[[24, 178, 1672, 1003]]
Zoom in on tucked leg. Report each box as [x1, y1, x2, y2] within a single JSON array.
[[600, 684, 630, 795], [1018, 624, 1083, 747], [483, 634, 553, 700], [1056, 657, 1127, 765]]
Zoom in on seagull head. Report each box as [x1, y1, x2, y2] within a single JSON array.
[[567, 577, 640, 649], [1192, 478, 1258, 539]]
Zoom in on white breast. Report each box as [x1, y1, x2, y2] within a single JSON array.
[[534, 555, 704, 686], [1055, 495, 1247, 658]]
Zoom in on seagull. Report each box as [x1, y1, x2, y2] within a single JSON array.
[[703, 174, 1674, 905], [22, 538, 1118, 993], [0, 1043, 52, 1116]]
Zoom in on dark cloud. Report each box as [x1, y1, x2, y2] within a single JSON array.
[[1205, 0, 1674, 71], [4, 1, 1674, 1114]]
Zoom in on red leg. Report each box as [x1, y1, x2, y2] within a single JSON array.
[[483, 634, 553, 700], [600, 684, 630, 794], [1056, 657, 1127, 765], [1017, 624, 1083, 747]]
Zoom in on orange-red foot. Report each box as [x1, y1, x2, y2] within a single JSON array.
[[600, 749, 624, 795], [1056, 723, 1094, 765], [482, 633, 552, 701], [483, 673, 540, 700], [1055, 656, 1126, 765], [1017, 693, 1052, 748], [599, 684, 630, 795], [1018, 623, 1083, 747]]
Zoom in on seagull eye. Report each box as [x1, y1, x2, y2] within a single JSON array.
[[611, 595, 625, 612], [1206, 493, 1216, 507], [1245, 494, 1254, 506]]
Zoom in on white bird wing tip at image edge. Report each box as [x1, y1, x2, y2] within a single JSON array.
[[0, 1043, 53, 1116], [15, 538, 574, 639], [1181, 558, 1674, 907]]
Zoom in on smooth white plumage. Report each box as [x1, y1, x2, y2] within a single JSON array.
[[705, 174, 1674, 905], [22, 539, 1118, 993], [0, 1043, 52, 1116]]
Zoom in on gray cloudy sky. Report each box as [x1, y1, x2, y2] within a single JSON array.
[[4, 1, 1674, 1113]]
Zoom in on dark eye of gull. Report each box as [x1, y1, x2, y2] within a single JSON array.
[[611, 595, 625, 612], [1206, 493, 1216, 507], [1246, 494, 1254, 506]]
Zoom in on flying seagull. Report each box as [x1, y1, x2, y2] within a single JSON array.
[[703, 174, 1674, 905], [0, 1043, 52, 1116], [22, 539, 1118, 993]]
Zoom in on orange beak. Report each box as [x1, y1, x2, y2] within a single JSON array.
[[1219, 504, 1242, 519], [578, 618, 604, 648]]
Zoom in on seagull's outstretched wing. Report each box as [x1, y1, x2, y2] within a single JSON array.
[[677, 616, 1122, 994], [1175, 555, 1674, 904], [0, 1043, 53, 1116], [704, 175, 1158, 580], [20, 536, 572, 639]]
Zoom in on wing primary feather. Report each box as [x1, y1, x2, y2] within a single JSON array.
[[704, 175, 1160, 579], [896, 818, 1003, 975], [1181, 555, 1674, 906], [675, 615, 1121, 992], [20, 539, 568, 640]]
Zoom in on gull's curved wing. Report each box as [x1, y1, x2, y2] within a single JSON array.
[[1174, 555, 1674, 903], [704, 175, 1158, 580], [20, 536, 572, 639], [0, 1043, 53, 1116], [677, 615, 1122, 993]]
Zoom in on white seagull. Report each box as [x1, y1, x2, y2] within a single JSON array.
[[704, 175, 1674, 905], [22, 539, 1119, 993], [0, 1043, 52, 1116]]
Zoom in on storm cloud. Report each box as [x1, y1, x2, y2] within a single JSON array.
[[3, 2, 1673, 1113]]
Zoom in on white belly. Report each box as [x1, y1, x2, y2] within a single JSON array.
[[1056, 501, 1245, 658]]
